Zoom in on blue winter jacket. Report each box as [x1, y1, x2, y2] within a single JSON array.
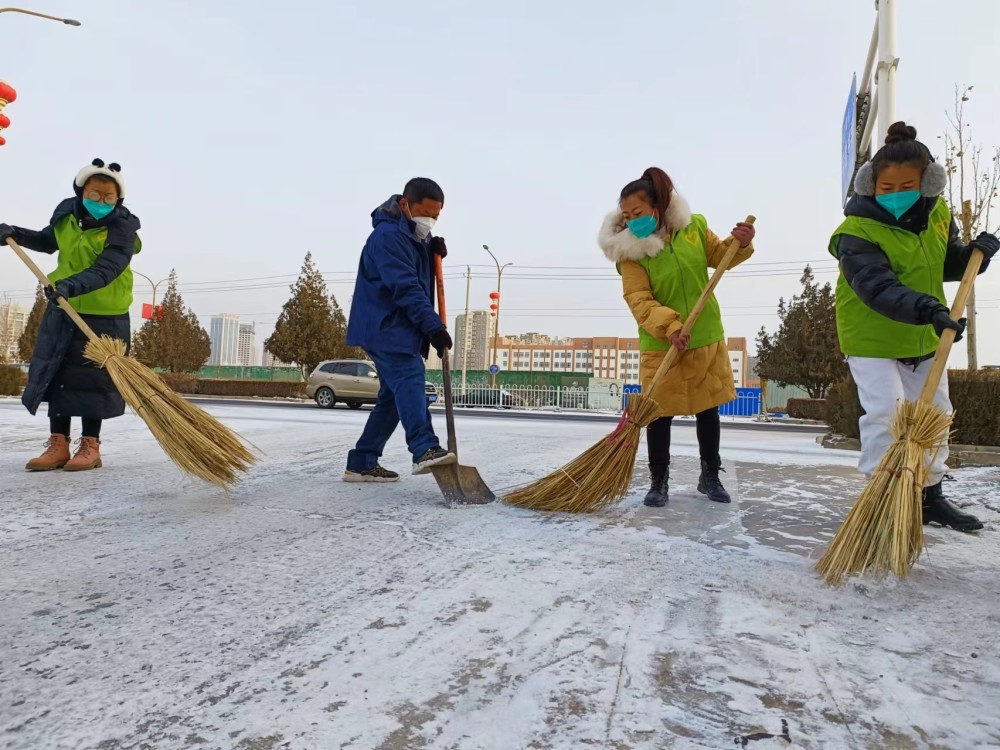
[[346, 195, 444, 357]]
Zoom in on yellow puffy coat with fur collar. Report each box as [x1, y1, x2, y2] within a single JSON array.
[[598, 193, 753, 417]]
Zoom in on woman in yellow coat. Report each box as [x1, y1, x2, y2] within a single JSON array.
[[599, 167, 755, 507]]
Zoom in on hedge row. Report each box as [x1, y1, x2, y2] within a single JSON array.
[[159, 374, 306, 399], [823, 369, 1000, 446], [0, 365, 26, 397], [785, 398, 827, 421]]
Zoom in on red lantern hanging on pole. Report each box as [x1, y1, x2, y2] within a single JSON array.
[[489, 291, 500, 301], [489, 303, 498, 311], [0, 81, 16, 147]]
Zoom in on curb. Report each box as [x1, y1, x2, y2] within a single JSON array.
[[819, 433, 1000, 467]]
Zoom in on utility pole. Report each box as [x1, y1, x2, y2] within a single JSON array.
[[461, 266, 471, 396], [961, 199, 978, 370], [876, 0, 898, 142]]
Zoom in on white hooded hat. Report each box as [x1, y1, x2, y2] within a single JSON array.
[[74, 158, 125, 200]]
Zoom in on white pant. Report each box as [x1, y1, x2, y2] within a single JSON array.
[[847, 356, 951, 487]]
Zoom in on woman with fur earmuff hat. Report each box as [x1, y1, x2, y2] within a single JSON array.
[[831, 121, 998, 533], [599, 167, 755, 508], [0, 158, 141, 472]]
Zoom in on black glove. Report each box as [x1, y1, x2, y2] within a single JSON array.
[[969, 231, 999, 261], [44, 281, 74, 307], [428, 236, 448, 259], [0, 223, 15, 244], [429, 328, 453, 358], [930, 308, 966, 342]]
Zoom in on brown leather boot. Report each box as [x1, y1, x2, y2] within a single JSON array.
[[64, 436, 102, 471], [25, 434, 71, 471]]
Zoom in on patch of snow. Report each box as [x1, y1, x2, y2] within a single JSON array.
[[1, 401, 998, 749]]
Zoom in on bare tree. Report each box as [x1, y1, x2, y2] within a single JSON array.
[[940, 84, 1000, 370]]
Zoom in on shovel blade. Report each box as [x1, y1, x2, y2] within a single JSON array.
[[430, 462, 496, 507]]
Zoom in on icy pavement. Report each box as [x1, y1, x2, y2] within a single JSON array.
[[1, 400, 999, 750]]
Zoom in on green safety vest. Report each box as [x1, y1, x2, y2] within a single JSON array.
[[49, 214, 142, 316], [631, 214, 725, 352], [829, 197, 950, 359]]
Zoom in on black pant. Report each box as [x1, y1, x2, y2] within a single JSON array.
[[646, 407, 721, 473], [50, 416, 102, 438]]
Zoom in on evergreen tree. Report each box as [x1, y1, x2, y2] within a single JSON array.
[[755, 266, 846, 399], [131, 270, 211, 373], [17, 285, 46, 363], [265, 253, 357, 377]]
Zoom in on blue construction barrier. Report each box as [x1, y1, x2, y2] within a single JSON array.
[[719, 388, 762, 417]]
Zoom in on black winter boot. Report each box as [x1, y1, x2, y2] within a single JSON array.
[[644, 467, 669, 508], [698, 459, 732, 504], [922, 482, 983, 532]]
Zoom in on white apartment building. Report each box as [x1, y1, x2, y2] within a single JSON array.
[[208, 314, 241, 366], [453, 311, 496, 371], [261, 346, 291, 368], [238, 323, 256, 367], [0, 303, 29, 362]]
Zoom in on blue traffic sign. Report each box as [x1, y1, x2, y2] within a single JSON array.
[[842, 74, 857, 207], [489, 364, 500, 376]]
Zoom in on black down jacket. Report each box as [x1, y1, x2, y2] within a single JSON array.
[[15, 198, 138, 418]]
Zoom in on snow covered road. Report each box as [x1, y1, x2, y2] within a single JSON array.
[[1, 401, 999, 749]]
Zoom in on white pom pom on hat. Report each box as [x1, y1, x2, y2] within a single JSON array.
[[74, 158, 125, 199]]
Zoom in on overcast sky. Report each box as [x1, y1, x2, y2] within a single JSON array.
[[3, 0, 1000, 366]]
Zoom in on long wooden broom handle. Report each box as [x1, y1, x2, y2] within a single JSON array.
[[647, 215, 756, 391], [918, 247, 984, 404], [5, 236, 102, 342], [434, 253, 447, 323]]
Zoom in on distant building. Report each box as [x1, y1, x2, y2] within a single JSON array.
[[208, 314, 241, 366], [0, 303, 29, 362], [262, 346, 291, 368], [453, 311, 496, 372], [237, 323, 256, 367], [728, 337, 748, 388]]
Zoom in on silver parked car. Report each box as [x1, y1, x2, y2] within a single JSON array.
[[306, 359, 440, 409], [306, 359, 379, 409]]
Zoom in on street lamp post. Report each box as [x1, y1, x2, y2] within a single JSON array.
[[0, 7, 81, 25], [0, 9, 79, 147], [133, 272, 170, 309], [482, 244, 512, 389]]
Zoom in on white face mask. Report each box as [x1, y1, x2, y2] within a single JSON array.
[[412, 216, 436, 240]]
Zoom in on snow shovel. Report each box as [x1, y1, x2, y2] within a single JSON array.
[[430, 254, 495, 507]]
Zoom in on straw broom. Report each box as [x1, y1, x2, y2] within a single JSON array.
[[504, 215, 755, 513], [815, 248, 985, 585], [7, 237, 256, 491]]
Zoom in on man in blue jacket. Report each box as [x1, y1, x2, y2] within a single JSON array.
[[344, 178, 456, 482]]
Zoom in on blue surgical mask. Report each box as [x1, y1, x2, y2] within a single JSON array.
[[627, 215, 658, 239], [875, 190, 921, 220], [82, 198, 115, 220]]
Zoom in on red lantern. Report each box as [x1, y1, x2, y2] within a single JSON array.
[[0, 81, 16, 107], [0, 81, 15, 147], [489, 303, 498, 311], [489, 291, 500, 300], [490, 312, 496, 317]]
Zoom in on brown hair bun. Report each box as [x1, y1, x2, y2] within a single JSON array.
[[885, 121, 918, 145]]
